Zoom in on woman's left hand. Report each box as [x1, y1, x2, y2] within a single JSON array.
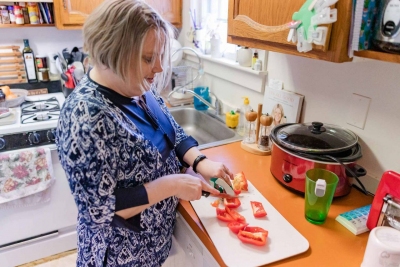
[[195, 159, 234, 186]]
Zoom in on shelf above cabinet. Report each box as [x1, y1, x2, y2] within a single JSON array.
[[0, 24, 55, 28], [353, 50, 400, 64]]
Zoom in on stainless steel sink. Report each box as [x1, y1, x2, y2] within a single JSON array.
[[169, 106, 242, 149]]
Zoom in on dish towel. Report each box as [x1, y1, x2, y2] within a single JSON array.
[[0, 147, 55, 208]]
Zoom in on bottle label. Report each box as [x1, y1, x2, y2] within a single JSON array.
[[24, 52, 37, 80]]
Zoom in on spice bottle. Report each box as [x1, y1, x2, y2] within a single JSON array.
[[254, 59, 262, 71], [252, 51, 258, 70], [243, 109, 257, 144], [0, 6, 10, 24], [258, 113, 273, 150], [8, 6, 15, 24]]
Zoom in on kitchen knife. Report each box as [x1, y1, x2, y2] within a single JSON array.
[[202, 177, 236, 198]]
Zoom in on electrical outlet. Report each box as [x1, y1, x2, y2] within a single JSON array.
[[347, 94, 371, 129]]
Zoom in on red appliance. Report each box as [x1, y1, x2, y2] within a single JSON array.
[[367, 171, 400, 230], [269, 122, 367, 197]]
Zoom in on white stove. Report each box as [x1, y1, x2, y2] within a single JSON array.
[[0, 92, 78, 267]]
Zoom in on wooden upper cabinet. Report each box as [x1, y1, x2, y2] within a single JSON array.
[[54, 0, 103, 29], [227, 0, 352, 63], [145, 0, 182, 28], [54, 0, 182, 30]]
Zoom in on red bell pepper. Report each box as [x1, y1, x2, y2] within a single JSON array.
[[237, 226, 269, 246], [223, 197, 241, 209], [225, 207, 246, 223], [210, 199, 220, 207], [250, 201, 267, 218], [216, 208, 235, 222], [233, 171, 248, 191], [233, 189, 241, 195], [227, 221, 248, 234]]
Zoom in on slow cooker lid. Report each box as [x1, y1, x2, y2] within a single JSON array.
[[275, 122, 358, 153]]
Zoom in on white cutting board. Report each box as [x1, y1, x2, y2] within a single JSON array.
[[190, 181, 309, 267]]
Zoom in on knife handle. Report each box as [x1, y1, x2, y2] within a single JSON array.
[[202, 190, 210, 197]]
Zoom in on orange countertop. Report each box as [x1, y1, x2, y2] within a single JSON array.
[[177, 141, 374, 267]]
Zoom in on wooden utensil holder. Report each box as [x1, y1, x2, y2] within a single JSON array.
[[0, 46, 27, 85], [240, 103, 271, 156]]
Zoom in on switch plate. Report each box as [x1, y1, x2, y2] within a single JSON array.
[[347, 94, 371, 129]]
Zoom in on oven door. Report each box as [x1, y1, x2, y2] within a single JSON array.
[[0, 146, 77, 248]]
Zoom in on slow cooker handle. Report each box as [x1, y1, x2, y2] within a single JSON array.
[[346, 164, 367, 178], [310, 121, 326, 134]]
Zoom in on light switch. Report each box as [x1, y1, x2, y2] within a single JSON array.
[[347, 94, 371, 129]]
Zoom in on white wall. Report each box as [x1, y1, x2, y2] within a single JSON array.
[[0, 28, 83, 58]]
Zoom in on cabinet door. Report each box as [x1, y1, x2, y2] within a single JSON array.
[[228, 0, 352, 63], [145, 0, 182, 27], [54, 0, 104, 29]]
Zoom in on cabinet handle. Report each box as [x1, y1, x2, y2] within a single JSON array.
[[234, 15, 298, 33], [63, 0, 67, 10]]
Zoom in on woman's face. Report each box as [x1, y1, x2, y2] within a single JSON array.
[[138, 29, 164, 90], [273, 107, 282, 123]]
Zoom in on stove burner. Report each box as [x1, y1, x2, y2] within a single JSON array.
[[36, 112, 50, 121], [21, 97, 60, 114], [21, 112, 60, 124]]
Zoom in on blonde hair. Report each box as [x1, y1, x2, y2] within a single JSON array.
[[83, 0, 174, 93]]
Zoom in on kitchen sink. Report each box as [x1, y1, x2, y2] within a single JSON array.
[[169, 106, 242, 149]]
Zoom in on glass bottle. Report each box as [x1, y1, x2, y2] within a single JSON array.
[[258, 113, 273, 150], [238, 97, 251, 136], [243, 110, 257, 144], [23, 39, 38, 83], [258, 125, 268, 150]]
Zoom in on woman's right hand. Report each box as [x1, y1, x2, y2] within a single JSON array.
[[174, 174, 220, 201]]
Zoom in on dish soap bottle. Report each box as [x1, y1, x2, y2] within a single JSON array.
[[193, 69, 211, 111], [238, 97, 252, 136]]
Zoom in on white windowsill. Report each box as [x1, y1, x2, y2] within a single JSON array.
[[183, 50, 268, 93]]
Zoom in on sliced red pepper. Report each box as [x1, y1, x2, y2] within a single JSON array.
[[244, 226, 268, 234], [233, 189, 241, 195], [216, 208, 235, 222], [225, 207, 246, 223], [237, 229, 268, 246], [210, 199, 220, 207], [233, 171, 248, 191], [223, 197, 241, 209], [250, 201, 267, 218], [227, 221, 248, 234]]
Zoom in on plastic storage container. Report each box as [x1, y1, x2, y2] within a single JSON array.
[[193, 69, 211, 111], [237, 97, 252, 136]]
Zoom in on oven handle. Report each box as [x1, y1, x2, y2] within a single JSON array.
[[0, 230, 58, 251]]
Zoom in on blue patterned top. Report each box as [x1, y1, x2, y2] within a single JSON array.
[[56, 75, 192, 266]]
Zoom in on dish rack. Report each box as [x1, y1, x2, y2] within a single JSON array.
[[0, 46, 27, 85], [163, 47, 203, 107]]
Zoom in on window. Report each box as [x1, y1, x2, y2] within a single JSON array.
[[191, 0, 237, 60]]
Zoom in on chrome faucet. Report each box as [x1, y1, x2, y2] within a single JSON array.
[[171, 88, 221, 116], [167, 46, 221, 116]]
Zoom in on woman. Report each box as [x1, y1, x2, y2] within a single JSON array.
[[55, 1, 233, 266], [271, 103, 286, 128]]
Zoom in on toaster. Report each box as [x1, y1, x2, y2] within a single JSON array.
[[367, 170, 400, 230]]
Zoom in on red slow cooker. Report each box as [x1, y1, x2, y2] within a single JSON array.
[[269, 122, 367, 197]]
